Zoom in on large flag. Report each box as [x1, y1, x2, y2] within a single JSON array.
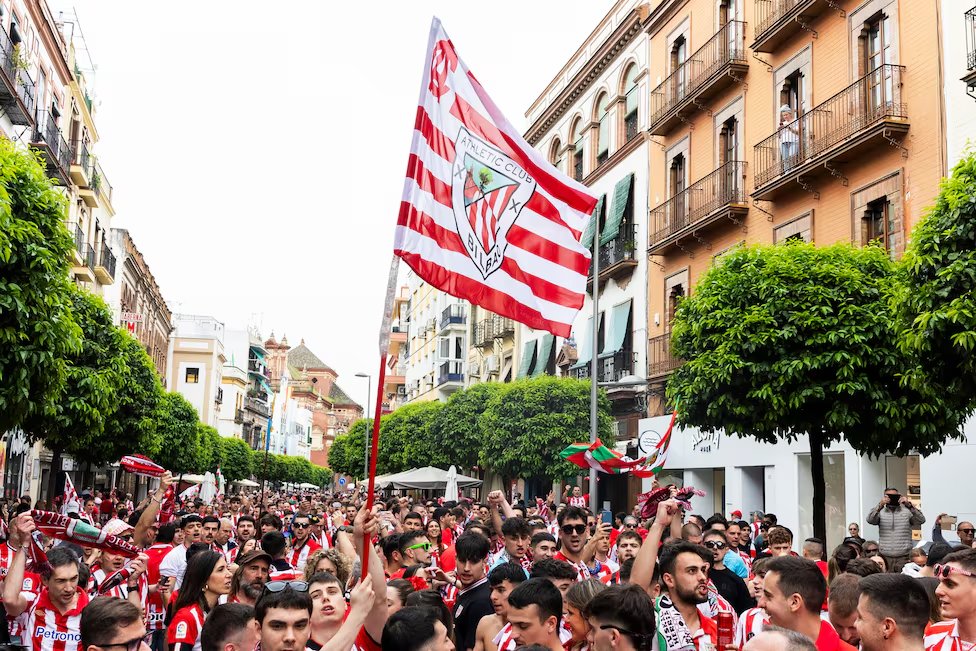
[[394, 18, 598, 338], [644, 401, 679, 475], [61, 474, 79, 516], [560, 439, 646, 474]]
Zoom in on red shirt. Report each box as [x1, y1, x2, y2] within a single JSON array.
[[145, 542, 174, 631], [167, 603, 205, 650], [307, 608, 381, 651], [816, 619, 858, 651]]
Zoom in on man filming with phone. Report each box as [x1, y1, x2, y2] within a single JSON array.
[[866, 487, 926, 571]]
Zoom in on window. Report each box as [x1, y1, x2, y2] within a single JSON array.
[[862, 197, 893, 252], [550, 137, 563, 171], [667, 283, 685, 329], [862, 14, 893, 109], [570, 118, 584, 182], [671, 36, 687, 100], [623, 65, 639, 141], [670, 153, 686, 221], [719, 117, 738, 166], [774, 213, 813, 243], [596, 93, 610, 166], [185, 367, 200, 384]]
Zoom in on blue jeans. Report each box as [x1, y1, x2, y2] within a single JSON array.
[[780, 141, 797, 172]]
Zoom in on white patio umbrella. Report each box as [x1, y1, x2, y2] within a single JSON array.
[[444, 465, 459, 501], [200, 471, 217, 504]]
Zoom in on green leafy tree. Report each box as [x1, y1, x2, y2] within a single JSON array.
[[897, 152, 976, 406], [431, 383, 501, 471], [668, 242, 969, 543], [329, 421, 369, 480], [155, 392, 201, 476], [479, 376, 614, 482], [104, 334, 164, 459], [219, 437, 254, 482], [194, 425, 222, 474], [0, 139, 81, 434], [380, 401, 444, 472], [21, 286, 130, 499]]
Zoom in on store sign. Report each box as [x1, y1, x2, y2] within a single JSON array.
[[691, 430, 721, 453], [121, 312, 143, 323], [637, 427, 663, 455]]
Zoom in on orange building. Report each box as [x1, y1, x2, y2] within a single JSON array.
[[644, 0, 953, 414]]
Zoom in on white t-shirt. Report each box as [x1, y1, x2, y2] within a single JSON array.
[[158, 543, 190, 590]]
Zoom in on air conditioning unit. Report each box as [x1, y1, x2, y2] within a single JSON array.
[[468, 361, 481, 376], [485, 355, 500, 373], [397, 385, 407, 397]]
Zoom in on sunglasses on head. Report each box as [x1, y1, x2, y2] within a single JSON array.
[[561, 524, 587, 536], [935, 564, 976, 581], [263, 580, 309, 594], [704, 540, 727, 549]]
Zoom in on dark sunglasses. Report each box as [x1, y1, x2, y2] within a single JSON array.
[[959, 528, 976, 535], [263, 580, 309, 594], [704, 541, 727, 549], [292, 522, 309, 529], [561, 524, 587, 535], [935, 564, 976, 581], [624, 523, 637, 528], [93, 637, 144, 651], [864, 548, 879, 555]]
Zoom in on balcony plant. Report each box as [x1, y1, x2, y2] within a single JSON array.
[[11, 43, 29, 83]]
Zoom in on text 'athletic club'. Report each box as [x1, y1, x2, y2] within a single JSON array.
[[393, 17, 598, 338]]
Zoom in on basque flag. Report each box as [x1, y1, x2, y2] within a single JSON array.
[[394, 18, 597, 337]]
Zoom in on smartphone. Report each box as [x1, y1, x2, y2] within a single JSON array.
[[158, 576, 171, 587], [600, 510, 613, 525]]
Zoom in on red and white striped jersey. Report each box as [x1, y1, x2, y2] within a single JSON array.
[[90, 566, 148, 608], [567, 496, 588, 508], [7, 571, 41, 640], [494, 622, 516, 651], [269, 559, 300, 582], [286, 537, 322, 573], [0, 541, 21, 579], [144, 542, 173, 632], [735, 607, 769, 648], [167, 603, 205, 651], [925, 620, 976, 651], [25, 586, 88, 651]]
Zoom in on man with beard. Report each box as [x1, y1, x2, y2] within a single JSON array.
[[856, 574, 929, 651], [761, 556, 854, 651], [159, 514, 204, 589], [285, 514, 321, 573], [655, 541, 717, 651], [230, 549, 271, 605], [236, 515, 257, 547], [202, 515, 221, 549]]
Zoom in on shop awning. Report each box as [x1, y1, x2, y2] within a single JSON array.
[[531, 334, 556, 377], [580, 194, 605, 249], [601, 173, 634, 245], [600, 300, 632, 358], [516, 340, 536, 378]]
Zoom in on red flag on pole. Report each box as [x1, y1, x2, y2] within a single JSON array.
[[394, 17, 597, 338]]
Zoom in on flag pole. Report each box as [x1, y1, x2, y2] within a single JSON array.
[[361, 256, 399, 581], [588, 203, 601, 514]]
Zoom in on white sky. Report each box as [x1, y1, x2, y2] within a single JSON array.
[[61, 0, 613, 396]]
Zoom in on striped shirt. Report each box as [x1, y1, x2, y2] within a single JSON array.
[[735, 608, 769, 649], [926, 620, 976, 651], [167, 603, 205, 651], [286, 536, 322, 573], [26, 586, 88, 651]]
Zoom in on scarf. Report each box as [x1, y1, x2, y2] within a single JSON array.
[[654, 595, 697, 651]]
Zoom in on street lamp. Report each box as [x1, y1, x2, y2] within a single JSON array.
[[355, 372, 371, 480]]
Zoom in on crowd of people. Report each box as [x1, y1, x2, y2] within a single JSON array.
[[0, 474, 972, 651]]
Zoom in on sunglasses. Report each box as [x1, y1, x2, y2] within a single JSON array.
[[959, 529, 976, 535], [864, 548, 879, 555], [561, 524, 587, 536], [93, 636, 145, 651], [624, 523, 637, 528], [935, 564, 976, 581], [704, 541, 727, 550], [292, 523, 309, 529], [407, 542, 433, 551], [263, 580, 309, 594]]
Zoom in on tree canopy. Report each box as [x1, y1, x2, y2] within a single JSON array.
[[897, 152, 976, 408], [378, 401, 445, 473], [219, 436, 254, 482], [154, 392, 201, 475], [0, 139, 81, 434], [667, 242, 969, 542], [431, 382, 503, 471]]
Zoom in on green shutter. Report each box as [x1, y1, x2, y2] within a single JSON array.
[[600, 300, 632, 357], [580, 194, 605, 249], [531, 334, 556, 377], [516, 341, 536, 379], [601, 173, 634, 245]]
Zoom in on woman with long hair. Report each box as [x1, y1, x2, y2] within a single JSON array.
[[564, 579, 607, 650], [166, 550, 232, 651], [426, 519, 443, 564]]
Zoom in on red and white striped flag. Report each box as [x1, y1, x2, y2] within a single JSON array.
[[394, 18, 597, 338], [61, 474, 79, 516]]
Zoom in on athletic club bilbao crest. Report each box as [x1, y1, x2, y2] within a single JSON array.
[[452, 127, 536, 279]]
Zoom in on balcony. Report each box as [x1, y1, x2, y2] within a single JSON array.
[[73, 243, 95, 282], [30, 111, 71, 185], [571, 350, 636, 383], [753, 65, 908, 200], [93, 161, 114, 213], [70, 223, 85, 266], [70, 139, 93, 191], [439, 305, 466, 330], [474, 319, 494, 348], [588, 223, 638, 287], [386, 363, 406, 385], [248, 358, 269, 377], [245, 395, 270, 418], [649, 21, 748, 135], [215, 387, 224, 404], [649, 161, 748, 254], [234, 408, 244, 424], [752, 0, 839, 53], [390, 322, 407, 344], [437, 360, 464, 387], [0, 30, 36, 127], [93, 242, 116, 284], [965, 8, 976, 94], [648, 334, 682, 378]]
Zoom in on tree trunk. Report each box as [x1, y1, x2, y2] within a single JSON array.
[[809, 430, 827, 548], [47, 447, 62, 509]]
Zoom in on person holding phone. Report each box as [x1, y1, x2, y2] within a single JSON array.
[[866, 487, 926, 571]]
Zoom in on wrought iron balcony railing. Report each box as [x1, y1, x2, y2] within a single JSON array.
[[648, 334, 682, 378], [649, 161, 746, 248]]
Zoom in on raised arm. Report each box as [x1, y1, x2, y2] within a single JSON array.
[[354, 505, 388, 643], [2, 514, 34, 617], [134, 471, 173, 548], [630, 499, 678, 596], [322, 574, 376, 651]]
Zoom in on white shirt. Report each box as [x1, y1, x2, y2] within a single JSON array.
[[158, 543, 190, 590]]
